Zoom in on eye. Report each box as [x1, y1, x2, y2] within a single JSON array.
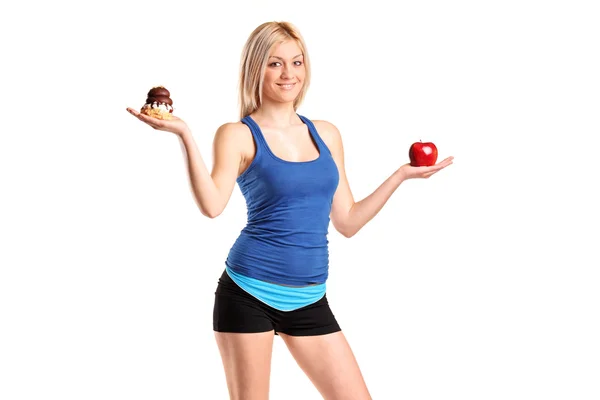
[[269, 62, 282, 67], [294, 61, 303, 66]]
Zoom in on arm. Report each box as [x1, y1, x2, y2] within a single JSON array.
[[127, 108, 243, 219], [178, 123, 242, 218], [320, 121, 453, 238], [323, 121, 402, 238]]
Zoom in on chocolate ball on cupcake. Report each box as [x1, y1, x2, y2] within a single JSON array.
[[140, 86, 174, 120]]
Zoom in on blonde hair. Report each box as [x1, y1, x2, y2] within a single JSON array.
[[238, 21, 311, 120]]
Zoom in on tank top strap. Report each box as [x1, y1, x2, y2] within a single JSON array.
[[297, 114, 332, 156], [241, 115, 268, 153]]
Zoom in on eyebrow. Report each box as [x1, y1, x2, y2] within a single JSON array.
[[269, 54, 304, 60]]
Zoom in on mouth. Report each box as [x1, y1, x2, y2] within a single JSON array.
[[276, 83, 296, 90]]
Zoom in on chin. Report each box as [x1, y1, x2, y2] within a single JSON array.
[[264, 88, 301, 103]]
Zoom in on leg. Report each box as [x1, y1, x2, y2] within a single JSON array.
[[214, 331, 275, 400], [213, 269, 278, 399], [278, 331, 372, 400]]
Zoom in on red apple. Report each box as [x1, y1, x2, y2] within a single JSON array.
[[409, 140, 438, 167]]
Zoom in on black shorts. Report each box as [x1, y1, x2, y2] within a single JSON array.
[[213, 269, 341, 336]]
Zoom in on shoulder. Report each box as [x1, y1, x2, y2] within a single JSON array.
[[213, 121, 251, 144], [215, 121, 250, 136], [312, 119, 343, 154], [213, 121, 255, 163], [212, 121, 253, 156]]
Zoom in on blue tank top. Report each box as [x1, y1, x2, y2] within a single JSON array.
[[225, 114, 340, 287]]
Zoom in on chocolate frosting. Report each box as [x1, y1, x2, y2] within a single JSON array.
[[145, 86, 173, 108]]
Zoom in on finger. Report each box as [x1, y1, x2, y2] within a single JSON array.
[[128, 107, 158, 127], [142, 119, 161, 130], [424, 161, 453, 178], [437, 156, 454, 166], [126, 107, 141, 117], [426, 158, 453, 172], [129, 108, 155, 122], [133, 115, 159, 130], [141, 112, 165, 123], [137, 112, 163, 126], [129, 108, 157, 126], [420, 164, 445, 174]]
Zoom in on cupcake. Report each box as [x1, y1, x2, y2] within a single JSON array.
[[140, 86, 174, 120]]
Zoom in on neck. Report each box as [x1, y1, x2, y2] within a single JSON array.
[[251, 100, 300, 128]]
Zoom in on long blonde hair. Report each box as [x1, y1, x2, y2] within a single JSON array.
[[238, 21, 311, 120]]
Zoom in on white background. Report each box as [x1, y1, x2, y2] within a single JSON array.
[[1, 0, 599, 399]]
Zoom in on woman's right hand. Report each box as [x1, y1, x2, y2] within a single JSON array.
[[126, 107, 190, 137]]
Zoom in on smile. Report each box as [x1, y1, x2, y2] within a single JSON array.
[[276, 83, 296, 90]]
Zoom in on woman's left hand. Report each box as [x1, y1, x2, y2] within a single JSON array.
[[398, 156, 454, 180]]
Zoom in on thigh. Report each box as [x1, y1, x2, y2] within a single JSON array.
[[278, 330, 372, 400], [213, 269, 275, 333], [276, 294, 341, 336], [213, 270, 276, 399], [215, 331, 275, 400]]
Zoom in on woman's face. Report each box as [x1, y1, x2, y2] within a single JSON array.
[[262, 40, 305, 104]]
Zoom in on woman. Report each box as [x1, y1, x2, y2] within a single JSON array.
[[127, 21, 453, 400]]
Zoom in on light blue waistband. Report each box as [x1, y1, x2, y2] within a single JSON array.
[[225, 266, 326, 312]]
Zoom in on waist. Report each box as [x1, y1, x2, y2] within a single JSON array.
[[225, 266, 326, 311], [226, 232, 329, 286], [241, 222, 328, 246]]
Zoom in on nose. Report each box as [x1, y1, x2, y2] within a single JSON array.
[[281, 63, 294, 79]]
